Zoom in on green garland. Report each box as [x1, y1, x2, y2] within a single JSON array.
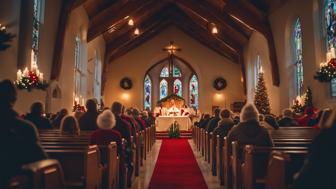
[[314, 59, 336, 82]]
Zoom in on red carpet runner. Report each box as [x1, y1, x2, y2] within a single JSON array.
[[148, 139, 208, 189]]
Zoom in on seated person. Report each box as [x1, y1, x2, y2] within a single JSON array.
[[79, 99, 99, 131], [278, 108, 298, 127], [0, 80, 47, 188], [51, 108, 68, 128], [60, 115, 80, 135], [25, 101, 52, 129], [227, 103, 273, 155], [205, 108, 221, 133]]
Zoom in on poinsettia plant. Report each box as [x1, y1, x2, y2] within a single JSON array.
[[168, 121, 180, 138]]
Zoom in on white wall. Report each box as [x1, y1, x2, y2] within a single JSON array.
[[104, 26, 246, 114]]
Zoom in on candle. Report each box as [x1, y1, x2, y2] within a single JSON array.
[[23, 67, 29, 76], [74, 97, 79, 104], [259, 66, 264, 73], [327, 52, 332, 62], [39, 73, 43, 81], [17, 69, 22, 80], [331, 47, 336, 58], [36, 69, 40, 76]]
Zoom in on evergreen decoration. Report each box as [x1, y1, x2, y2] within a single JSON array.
[[168, 121, 180, 138], [314, 59, 336, 82], [254, 71, 271, 114], [15, 70, 48, 91], [72, 101, 85, 112], [303, 87, 313, 108], [291, 97, 304, 114], [0, 24, 15, 51]]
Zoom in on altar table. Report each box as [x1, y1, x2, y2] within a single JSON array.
[[155, 116, 192, 131]]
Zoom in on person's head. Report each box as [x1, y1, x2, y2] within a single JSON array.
[[86, 99, 97, 112], [142, 110, 149, 118], [132, 108, 140, 117], [283, 109, 293, 118], [30, 102, 44, 115], [59, 108, 68, 117], [318, 109, 332, 129], [233, 115, 240, 124], [111, 101, 123, 116], [220, 109, 231, 119], [60, 115, 80, 135], [214, 108, 221, 118], [0, 79, 17, 109], [265, 114, 279, 129], [97, 110, 116, 130], [240, 103, 259, 122], [204, 114, 211, 120]]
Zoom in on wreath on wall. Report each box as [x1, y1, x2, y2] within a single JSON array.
[[213, 77, 227, 90], [120, 77, 133, 90]]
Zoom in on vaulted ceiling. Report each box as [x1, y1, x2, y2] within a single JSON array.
[[52, 0, 284, 86]]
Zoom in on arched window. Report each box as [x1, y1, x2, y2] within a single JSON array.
[[294, 18, 304, 96], [189, 74, 199, 108], [325, 0, 336, 95], [173, 79, 182, 96], [74, 35, 86, 104], [159, 65, 182, 98], [93, 51, 102, 101], [144, 75, 152, 109], [32, 0, 44, 63], [160, 66, 169, 77], [160, 79, 168, 99]]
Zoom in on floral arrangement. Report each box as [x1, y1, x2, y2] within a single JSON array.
[[291, 96, 304, 114], [72, 100, 85, 112], [314, 58, 336, 82], [15, 67, 48, 91], [168, 121, 180, 138]]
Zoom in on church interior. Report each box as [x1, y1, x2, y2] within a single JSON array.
[[1, 0, 335, 188]]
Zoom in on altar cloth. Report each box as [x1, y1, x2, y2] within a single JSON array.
[[155, 116, 192, 131]]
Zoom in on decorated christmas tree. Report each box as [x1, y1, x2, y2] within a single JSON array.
[[303, 87, 313, 108], [254, 70, 271, 114], [291, 96, 304, 114]]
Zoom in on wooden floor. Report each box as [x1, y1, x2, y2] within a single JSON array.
[[131, 139, 223, 189]]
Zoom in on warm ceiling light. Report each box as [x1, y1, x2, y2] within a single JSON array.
[[211, 25, 218, 34], [128, 19, 134, 26], [134, 28, 140, 36]]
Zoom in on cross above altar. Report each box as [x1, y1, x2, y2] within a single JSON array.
[[162, 41, 181, 78]]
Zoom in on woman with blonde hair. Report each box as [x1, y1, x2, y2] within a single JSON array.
[[60, 115, 80, 135]]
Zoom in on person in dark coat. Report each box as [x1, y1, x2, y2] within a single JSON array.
[[205, 108, 221, 133], [227, 103, 273, 155], [51, 108, 68, 128], [212, 109, 235, 175], [198, 114, 211, 129], [293, 108, 336, 189], [0, 80, 47, 188], [79, 99, 99, 131], [25, 101, 52, 129], [265, 114, 279, 129], [278, 109, 299, 127]]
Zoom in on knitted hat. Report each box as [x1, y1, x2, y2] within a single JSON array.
[[240, 103, 259, 122], [97, 110, 116, 129]]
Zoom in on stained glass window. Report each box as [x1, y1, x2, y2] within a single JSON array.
[[294, 18, 304, 96], [325, 0, 336, 95], [173, 65, 182, 77], [74, 36, 87, 103], [144, 75, 152, 109], [160, 79, 168, 99], [160, 66, 169, 77], [32, 0, 43, 64], [189, 74, 199, 108], [173, 79, 182, 97], [94, 52, 102, 101]]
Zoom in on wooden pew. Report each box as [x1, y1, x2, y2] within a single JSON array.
[[97, 142, 119, 189], [21, 159, 65, 189], [44, 145, 101, 189], [232, 144, 308, 189], [265, 151, 290, 189]]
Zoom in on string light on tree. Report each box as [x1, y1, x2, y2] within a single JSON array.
[[253, 66, 271, 114]]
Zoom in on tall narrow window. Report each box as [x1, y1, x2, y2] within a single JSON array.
[[94, 52, 102, 101], [74, 36, 86, 103], [160, 66, 169, 77], [160, 79, 168, 99], [173, 65, 182, 77], [173, 79, 182, 97], [189, 74, 199, 108], [294, 18, 304, 96], [325, 0, 336, 95], [144, 75, 152, 110]]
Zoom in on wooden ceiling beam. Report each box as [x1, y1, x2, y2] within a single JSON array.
[[223, 0, 280, 86], [87, 0, 159, 42], [175, 0, 249, 45]]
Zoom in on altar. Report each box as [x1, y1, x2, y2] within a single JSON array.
[[155, 116, 192, 131]]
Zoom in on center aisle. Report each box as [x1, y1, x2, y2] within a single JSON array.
[[148, 139, 208, 189]]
